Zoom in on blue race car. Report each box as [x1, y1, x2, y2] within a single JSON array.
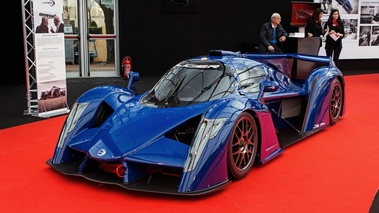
[[40, 86, 66, 100], [47, 50, 346, 196], [335, 0, 353, 14]]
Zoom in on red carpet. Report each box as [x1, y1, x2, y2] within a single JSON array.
[[1, 74, 379, 213]]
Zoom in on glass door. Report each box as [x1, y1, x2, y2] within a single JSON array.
[[63, 0, 119, 78]]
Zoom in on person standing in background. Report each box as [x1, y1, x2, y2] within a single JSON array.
[[305, 8, 326, 47], [258, 13, 288, 53], [51, 16, 64, 33], [323, 9, 344, 67], [305, 9, 326, 38]]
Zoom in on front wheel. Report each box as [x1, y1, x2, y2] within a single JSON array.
[[227, 112, 258, 180], [329, 78, 343, 125]]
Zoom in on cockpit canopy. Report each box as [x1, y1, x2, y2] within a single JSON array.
[[141, 58, 268, 107]]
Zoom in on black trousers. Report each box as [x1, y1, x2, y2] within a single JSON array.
[[271, 44, 283, 53], [325, 46, 342, 67], [258, 43, 283, 53]]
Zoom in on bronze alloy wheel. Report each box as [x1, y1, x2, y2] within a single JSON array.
[[329, 78, 343, 125], [227, 112, 258, 180]]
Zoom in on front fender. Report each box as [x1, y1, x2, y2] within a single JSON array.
[[303, 68, 343, 132], [70, 86, 135, 138], [77, 85, 136, 108], [179, 99, 243, 193], [179, 98, 269, 193], [52, 86, 136, 164]]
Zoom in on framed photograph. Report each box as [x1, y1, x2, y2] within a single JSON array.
[[291, 1, 322, 26]]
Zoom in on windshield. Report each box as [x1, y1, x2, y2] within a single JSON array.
[[141, 60, 234, 107]]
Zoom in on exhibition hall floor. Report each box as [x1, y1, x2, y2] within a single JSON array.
[[0, 76, 159, 130], [1, 74, 379, 213]]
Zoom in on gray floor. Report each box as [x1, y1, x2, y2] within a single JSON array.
[[0, 76, 160, 130]]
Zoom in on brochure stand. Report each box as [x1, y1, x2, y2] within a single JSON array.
[[21, 0, 70, 118]]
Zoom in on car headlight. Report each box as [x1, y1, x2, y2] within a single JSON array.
[[184, 117, 228, 172], [57, 102, 89, 148]]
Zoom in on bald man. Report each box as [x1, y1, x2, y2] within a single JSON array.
[[51, 16, 64, 33]]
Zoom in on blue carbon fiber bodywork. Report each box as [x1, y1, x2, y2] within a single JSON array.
[[47, 50, 346, 196]]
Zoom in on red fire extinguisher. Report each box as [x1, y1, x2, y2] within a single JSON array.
[[122, 56, 132, 78]]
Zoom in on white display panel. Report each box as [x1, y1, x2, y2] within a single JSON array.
[[314, 0, 379, 59]]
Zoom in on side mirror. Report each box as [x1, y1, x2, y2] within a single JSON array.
[[263, 80, 279, 92], [127, 71, 140, 92], [257, 80, 279, 103]]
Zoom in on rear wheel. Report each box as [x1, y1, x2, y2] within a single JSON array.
[[227, 112, 258, 180], [329, 78, 343, 125]]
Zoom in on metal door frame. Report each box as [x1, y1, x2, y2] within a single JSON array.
[[68, 0, 119, 77]]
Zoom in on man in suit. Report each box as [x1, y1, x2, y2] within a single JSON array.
[[51, 16, 64, 33], [35, 16, 49, 33], [258, 13, 288, 53]]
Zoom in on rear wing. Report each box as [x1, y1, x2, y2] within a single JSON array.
[[208, 50, 333, 81], [244, 53, 332, 81]]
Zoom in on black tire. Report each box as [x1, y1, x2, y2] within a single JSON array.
[[329, 78, 343, 125], [227, 112, 258, 180]]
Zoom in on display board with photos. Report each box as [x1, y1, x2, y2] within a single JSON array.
[[311, 0, 379, 59]]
